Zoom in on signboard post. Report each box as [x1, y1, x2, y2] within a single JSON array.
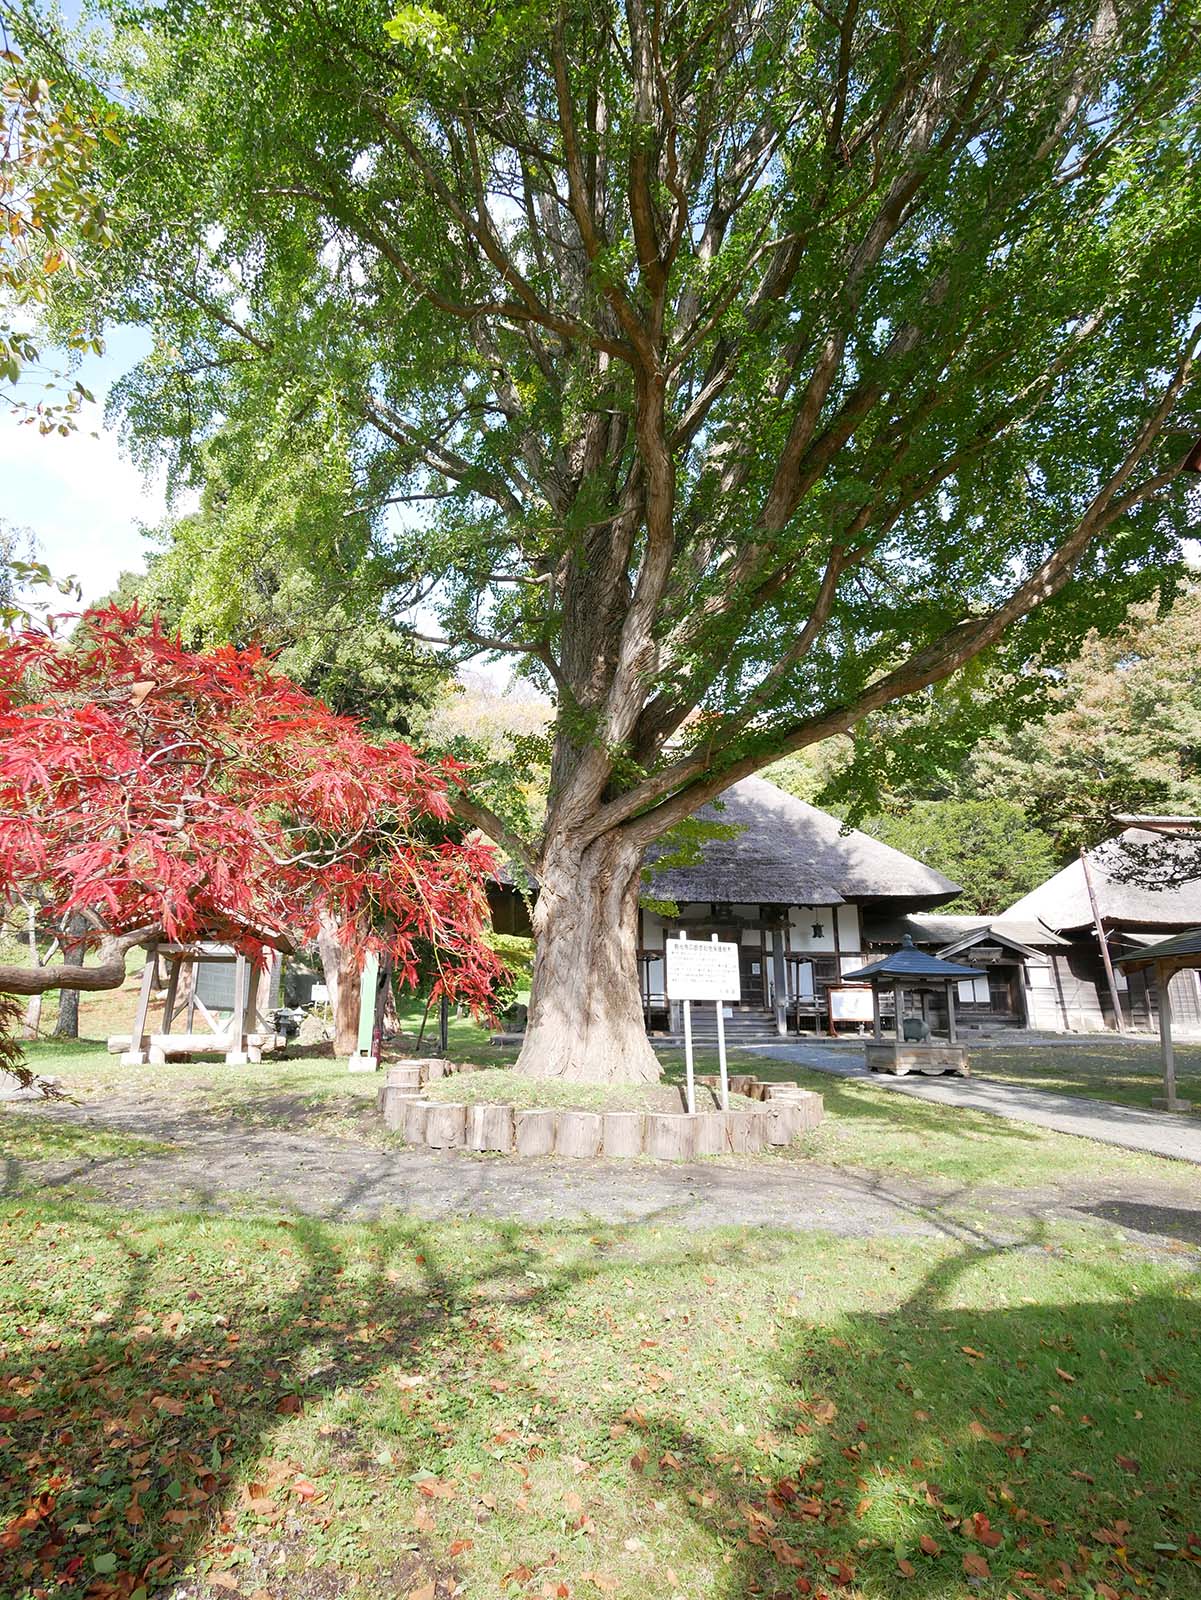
[[680, 934, 695, 1113], [666, 932, 741, 1112]]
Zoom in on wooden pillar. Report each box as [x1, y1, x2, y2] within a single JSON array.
[[1154, 960, 1183, 1110], [892, 980, 904, 1040], [772, 927, 787, 1036], [226, 953, 249, 1064], [160, 953, 183, 1033], [1080, 847, 1126, 1033], [946, 981, 957, 1044], [871, 980, 882, 1040], [244, 959, 263, 1062], [121, 945, 158, 1066]]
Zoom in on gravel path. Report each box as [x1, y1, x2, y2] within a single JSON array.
[[743, 1040, 1201, 1164], [4, 1094, 1200, 1255]]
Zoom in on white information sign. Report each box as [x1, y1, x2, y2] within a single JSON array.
[[665, 938, 742, 1002], [829, 985, 874, 1023]]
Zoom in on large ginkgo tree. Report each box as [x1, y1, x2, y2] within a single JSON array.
[[24, 0, 1201, 1080]]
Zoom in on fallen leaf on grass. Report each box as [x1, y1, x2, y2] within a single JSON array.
[[968, 1421, 1005, 1444], [1055, 1367, 1075, 1383], [919, 1535, 941, 1556], [963, 1553, 990, 1578], [897, 1557, 915, 1578], [406, 1585, 435, 1600], [417, 1477, 456, 1500], [209, 1574, 240, 1593]]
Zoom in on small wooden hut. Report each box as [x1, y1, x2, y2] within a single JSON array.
[[110, 918, 293, 1066]]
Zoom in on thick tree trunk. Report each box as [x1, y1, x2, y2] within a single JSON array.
[[517, 830, 660, 1083], [316, 913, 361, 1057]]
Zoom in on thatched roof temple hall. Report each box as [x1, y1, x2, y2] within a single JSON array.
[[637, 777, 959, 1038]]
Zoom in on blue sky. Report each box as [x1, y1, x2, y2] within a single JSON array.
[[6, 325, 171, 608]]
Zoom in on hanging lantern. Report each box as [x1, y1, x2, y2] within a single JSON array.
[[811, 921, 825, 939]]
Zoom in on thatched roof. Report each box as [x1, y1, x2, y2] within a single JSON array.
[[644, 776, 961, 908], [998, 827, 1201, 935]]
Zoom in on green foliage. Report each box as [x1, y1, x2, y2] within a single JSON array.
[[123, 421, 442, 735], [25, 0, 1201, 872], [964, 586, 1201, 851], [864, 798, 1059, 916], [0, 24, 113, 428]]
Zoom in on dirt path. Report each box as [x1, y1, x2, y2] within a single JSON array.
[[4, 1093, 1201, 1257]]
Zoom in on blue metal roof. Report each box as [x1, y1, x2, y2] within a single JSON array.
[[841, 935, 987, 983]]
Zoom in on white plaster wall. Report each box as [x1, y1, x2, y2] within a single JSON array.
[[837, 905, 861, 952], [642, 910, 666, 950], [787, 905, 837, 952]]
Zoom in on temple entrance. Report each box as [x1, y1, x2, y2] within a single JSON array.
[[739, 942, 767, 1010]]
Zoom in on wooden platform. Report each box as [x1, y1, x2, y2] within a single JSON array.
[[864, 1040, 970, 1077]]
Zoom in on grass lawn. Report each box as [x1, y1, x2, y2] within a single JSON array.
[[0, 1196, 1198, 1600], [8, 1028, 1183, 1191], [969, 1040, 1201, 1113], [422, 1068, 759, 1115]]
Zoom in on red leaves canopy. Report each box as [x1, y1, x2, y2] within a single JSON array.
[[0, 606, 501, 1007]]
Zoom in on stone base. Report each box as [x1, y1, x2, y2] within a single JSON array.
[[1152, 1095, 1195, 1113], [864, 1041, 969, 1077]]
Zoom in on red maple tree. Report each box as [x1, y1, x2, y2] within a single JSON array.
[[0, 605, 501, 1022]]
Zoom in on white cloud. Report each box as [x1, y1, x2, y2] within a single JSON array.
[[0, 414, 169, 607]]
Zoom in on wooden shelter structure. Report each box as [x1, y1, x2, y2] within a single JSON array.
[[111, 920, 293, 1066], [841, 936, 987, 1076], [1116, 929, 1201, 1112]]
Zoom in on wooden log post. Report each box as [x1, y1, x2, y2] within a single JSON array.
[[695, 1112, 725, 1156], [645, 1113, 701, 1161], [402, 1099, 430, 1146], [423, 1059, 449, 1082], [767, 1102, 803, 1145], [386, 1062, 423, 1092], [514, 1109, 557, 1156], [724, 1110, 766, 1154], [424, 1102, 467, 1148], [381, 1087, 420, 1131], [467, 1103, 515, 1152], [555, 1110, 603, 1158], [225, 953, 250, 1065], [602, 1111, 645, 1157]]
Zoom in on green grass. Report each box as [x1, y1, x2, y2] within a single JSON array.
[[0, 1112, 173, 1165], [18, 1033, 1189, 1190], [0, 1195, 1198, 1600], [657, 1051, 1180, 1188], [20, 1039, 389, 1138], [422, 1067, 757, 1114], [972, 1040, 1201, 1112]]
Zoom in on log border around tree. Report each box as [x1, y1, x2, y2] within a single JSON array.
[[378, 1059, 822, 1160]]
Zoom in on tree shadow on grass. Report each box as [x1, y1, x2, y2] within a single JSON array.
[[2, 1193, 1199, 1600], [0, 1194, 792, 1599], [621, 1234, 1201, 1599]]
